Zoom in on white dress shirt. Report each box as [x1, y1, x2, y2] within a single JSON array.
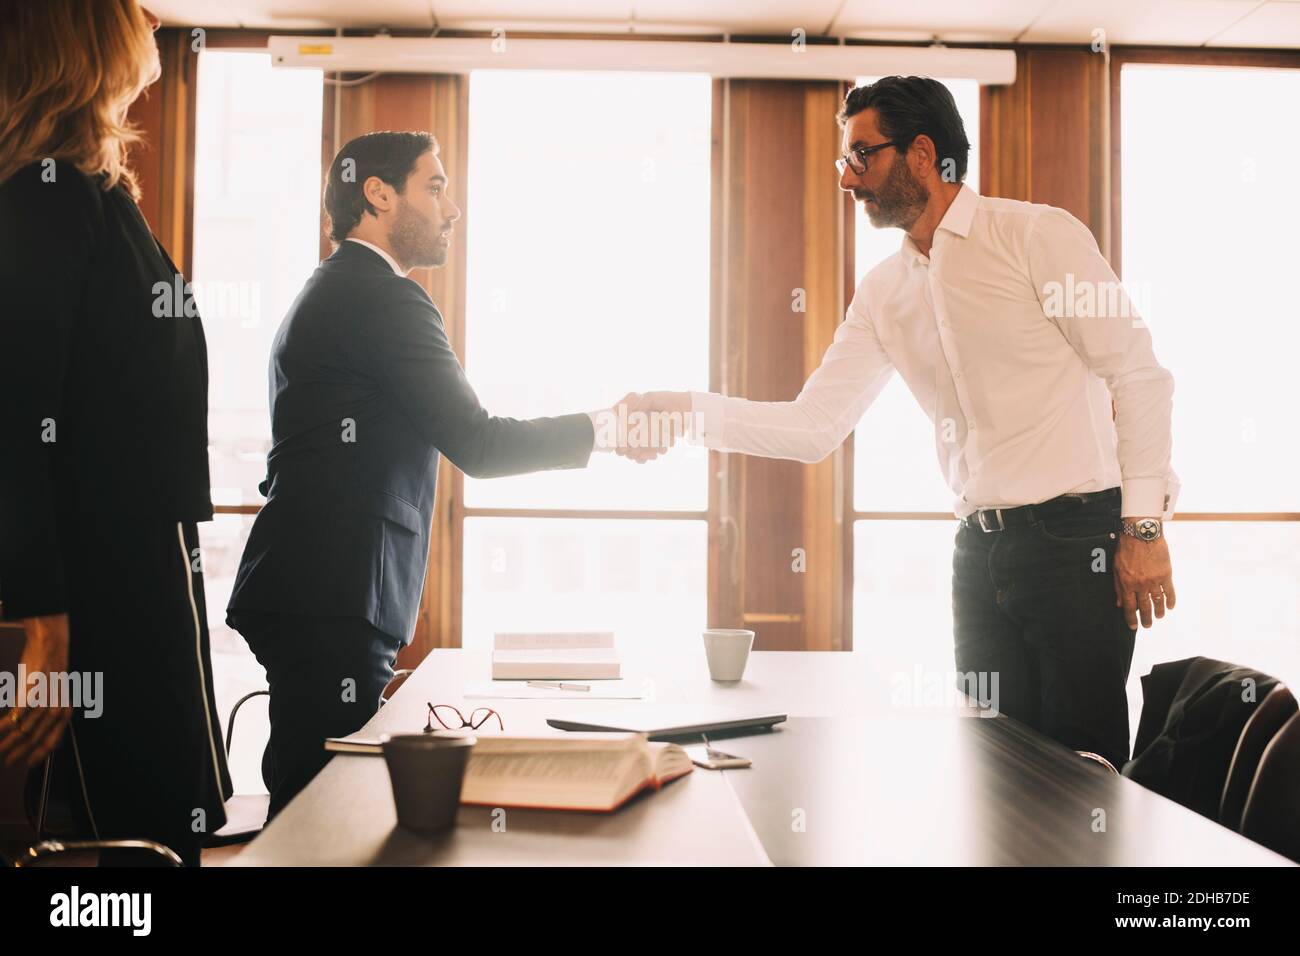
[[690, 185, 1178, 519]]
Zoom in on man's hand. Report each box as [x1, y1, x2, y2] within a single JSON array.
[[0, 612, 73, 767], [1114, 531, 1176, 630], [593, 391, 693, 464]]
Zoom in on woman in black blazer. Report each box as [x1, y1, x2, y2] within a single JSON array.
[[0, 0, 231, 864]]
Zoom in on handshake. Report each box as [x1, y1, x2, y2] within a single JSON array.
[[593, 390, 698, 463]]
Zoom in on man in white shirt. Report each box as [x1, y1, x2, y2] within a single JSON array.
[[624, 76, 1177, 770]]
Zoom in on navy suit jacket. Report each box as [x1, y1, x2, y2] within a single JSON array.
[[227, 241, 594, 642]]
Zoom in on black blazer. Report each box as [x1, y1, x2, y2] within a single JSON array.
[[0, 162, 212, 620], [227, 240, 594, 642], [1123, 656, 1282, 821]]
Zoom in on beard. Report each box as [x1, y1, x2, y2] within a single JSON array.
[[855, 157, 929, 230], [388, 198, 450, 269]]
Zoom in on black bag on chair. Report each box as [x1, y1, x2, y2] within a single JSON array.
[[1123, 656, 1281, 821]]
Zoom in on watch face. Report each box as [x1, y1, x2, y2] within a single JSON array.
[[1136, 519, 1160, 541]]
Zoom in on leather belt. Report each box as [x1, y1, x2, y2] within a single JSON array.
[[960, 487, 1120, 533]]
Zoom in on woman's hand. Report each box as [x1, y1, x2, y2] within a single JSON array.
[[0, 613, 73, 767]]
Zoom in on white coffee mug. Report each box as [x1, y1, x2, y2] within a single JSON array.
[[703, 628, 755, 681]]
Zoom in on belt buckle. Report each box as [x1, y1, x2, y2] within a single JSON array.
[[977, 508, 1005, 533]]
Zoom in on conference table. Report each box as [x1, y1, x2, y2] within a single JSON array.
[[234, 645, 1293, 866]]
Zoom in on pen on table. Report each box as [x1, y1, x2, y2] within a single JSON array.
[[526, 680, 591, 691]]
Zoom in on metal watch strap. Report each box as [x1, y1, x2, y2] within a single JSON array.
[[1122, 518, 1162, 542]]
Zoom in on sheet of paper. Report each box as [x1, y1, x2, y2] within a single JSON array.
[[463, 679, 644, 700]]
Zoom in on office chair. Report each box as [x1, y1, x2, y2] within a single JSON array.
[[1240, 710, 1300, 863], [206, 689, 271, 847], [382, 669, 415, 705], [10, 743, 182, 868], [1124, 657, 1285, 821], [1074, 751, 1118, 773], [23, 666, 420, 857], [9, 838, 182, 867], [20, 690, 271, 853], [206, 667, 414, 845], [1219, 684, 1296, 833]]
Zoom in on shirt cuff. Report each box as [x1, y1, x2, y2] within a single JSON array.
[[688, 391, 726, 448], [1121, 477, 1177, 520]]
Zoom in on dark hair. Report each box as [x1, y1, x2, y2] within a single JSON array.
[[837, 76, 970, 183], [323, 130, 437, 242]]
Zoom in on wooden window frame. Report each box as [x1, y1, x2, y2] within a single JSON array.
[[1107, 46, 1300, 524]]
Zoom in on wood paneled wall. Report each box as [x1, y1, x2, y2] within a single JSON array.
[[712, 79, 849, 651], [981, 48, 1109, 248], [127, 28, 196, 272]]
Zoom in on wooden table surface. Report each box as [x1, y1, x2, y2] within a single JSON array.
[[721, 715, 1293, 865], [234, 647, 1294, 866]]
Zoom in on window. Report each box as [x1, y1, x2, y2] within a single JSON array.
[[460, 70, 712, 648], [462, 517, 708, 653], [1120, 62, 1300, 713], [191, 50, 324, 788], [1121, 64, 1300, 513], [195, 52, 324, 510], [848, 78, 980, 667]]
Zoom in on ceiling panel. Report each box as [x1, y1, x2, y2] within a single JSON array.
[[433, 0, 632, 29], [632, 0, 843, 34], [1020, 0, 1261, 45], [1207, 0, 1300, 47], [148, 0, 241, 27], [147, 0, 1300, 47], [154, 0, 437, 28], [230, 0, 434, 28], [834, 0, 1051, 42]]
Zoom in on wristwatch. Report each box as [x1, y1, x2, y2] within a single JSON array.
[[1122, 517, 1163, 542]]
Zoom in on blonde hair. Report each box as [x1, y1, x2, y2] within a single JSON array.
[[0, 0, 160, 199]]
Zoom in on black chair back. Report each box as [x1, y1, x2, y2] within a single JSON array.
[[1241, 711, 1300, 863], [1220, 684, 1296, 831]]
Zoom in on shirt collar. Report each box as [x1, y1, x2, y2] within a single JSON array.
[[899, 183, 980, 266], [344, 237, 406, 276]]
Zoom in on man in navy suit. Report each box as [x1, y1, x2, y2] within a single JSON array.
[[228, 131, 624, 817]]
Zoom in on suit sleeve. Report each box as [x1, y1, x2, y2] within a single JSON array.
[[0, 165, 100, 620], [354, 287, 594, 479]]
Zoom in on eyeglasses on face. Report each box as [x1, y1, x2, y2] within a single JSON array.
[[425, 702, 504, 732], [834, 140, 901, 176]]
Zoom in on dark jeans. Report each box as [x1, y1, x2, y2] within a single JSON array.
[[230, 612, 405, 820], [952, 490, 1137, 770]]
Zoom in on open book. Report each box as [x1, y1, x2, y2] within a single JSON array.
[[460, 733, 692, 812], [326, 731, 693, 812]]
